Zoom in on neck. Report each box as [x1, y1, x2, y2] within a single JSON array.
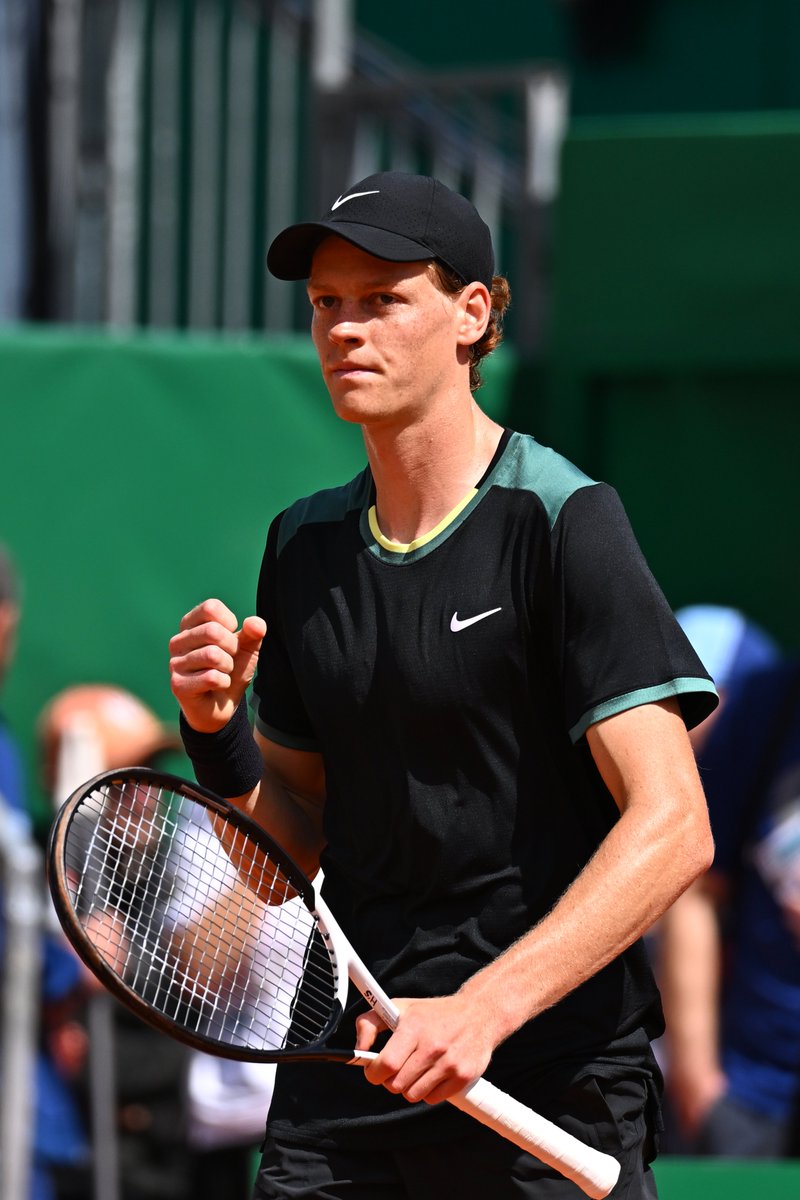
[[363, 398, 503, 545]]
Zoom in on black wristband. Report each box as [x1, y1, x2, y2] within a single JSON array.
[[179, 697, 263, 798]]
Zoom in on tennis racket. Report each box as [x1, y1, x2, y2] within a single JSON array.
[[47, 767, 620, 1198]]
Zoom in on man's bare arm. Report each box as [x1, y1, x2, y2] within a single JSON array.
[[359, 697, 714, 1105]]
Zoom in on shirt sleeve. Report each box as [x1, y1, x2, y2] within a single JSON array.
[[550, 483, 718, 741], [250, 514, 320, 752]]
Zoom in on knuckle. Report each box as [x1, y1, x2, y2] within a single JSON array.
[[197, 643, 227, 669], [205, 621, 236, 652], [204, 598, 236, 628]]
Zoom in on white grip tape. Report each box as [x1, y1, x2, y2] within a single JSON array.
[[348, 1054, 619, 1198], [449, 1076, 620, 1199]]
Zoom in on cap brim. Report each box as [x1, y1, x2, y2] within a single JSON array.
[[267, 221, 438, 280]]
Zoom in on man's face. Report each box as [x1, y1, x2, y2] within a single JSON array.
[[307, 237, 468, 429]]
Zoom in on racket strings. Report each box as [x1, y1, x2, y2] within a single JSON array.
[[63, 781, 339, 1052]]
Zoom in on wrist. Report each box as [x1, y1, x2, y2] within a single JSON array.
[[179, 697, 263, 798], [458, 964, 527, 1049]]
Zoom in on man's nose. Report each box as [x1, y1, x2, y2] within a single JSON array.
[[327, 300, 365, 344]]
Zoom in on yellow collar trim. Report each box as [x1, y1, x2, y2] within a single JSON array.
[[368, 488, 479, 553]]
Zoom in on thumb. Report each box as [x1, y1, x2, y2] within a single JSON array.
[[231, 615, 266, 692], [354, 1009, 388, 1053]]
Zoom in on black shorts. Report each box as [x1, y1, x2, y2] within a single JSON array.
[[253, 1073, 659, 1199]]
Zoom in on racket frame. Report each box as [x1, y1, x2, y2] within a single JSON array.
[[48, 767, 353, 1062]]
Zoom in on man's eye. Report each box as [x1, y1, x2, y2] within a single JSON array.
[[314, 296, 336, 309], [377, 294, 396, 306]]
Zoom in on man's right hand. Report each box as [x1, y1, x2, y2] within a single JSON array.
[[169, 599, 266, 733]]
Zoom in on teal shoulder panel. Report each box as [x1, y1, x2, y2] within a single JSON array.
[[495, 433, 598, 528], [277, 467, 371, 556]]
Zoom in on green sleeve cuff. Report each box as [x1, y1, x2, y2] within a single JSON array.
[[253, 713, 321, 754], [570, 677, 719, 743]]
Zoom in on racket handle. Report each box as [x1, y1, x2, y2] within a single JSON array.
[[448, 1076, 620, 1199], [347, 1051, 379, 1065], [347, 1054, 619, 1198], [337, 926, 617, 1194]]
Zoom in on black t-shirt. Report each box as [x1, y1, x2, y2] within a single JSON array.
[[252, 430, 717, 1147]]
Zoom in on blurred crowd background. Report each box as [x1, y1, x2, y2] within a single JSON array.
[[1, 2, 800, 1198]]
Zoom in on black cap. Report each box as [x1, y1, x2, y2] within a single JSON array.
[[267, 171, 495, 290]]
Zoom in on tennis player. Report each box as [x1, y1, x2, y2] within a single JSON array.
[[169, 172, 718, 1197]]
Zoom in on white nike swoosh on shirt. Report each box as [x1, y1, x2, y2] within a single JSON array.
[[450, 608, 502, 632], [330, 190, 381, 210]]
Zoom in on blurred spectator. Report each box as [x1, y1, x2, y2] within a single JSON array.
[[186, 1054, 273, 1196], [675, 604, 780, 755], [39, 684, 194, 1200], [0, 545, 90, 1200], [660, 608, 800, 1157], [39, 683, 269, 1198], [38, 684, 183, 798]]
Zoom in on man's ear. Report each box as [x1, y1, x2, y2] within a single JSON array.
[[455, 282, 491, 347]]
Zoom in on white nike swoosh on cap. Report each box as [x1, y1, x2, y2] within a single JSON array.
[[450, 608, 502, 632], [331, 190, 381, 211]]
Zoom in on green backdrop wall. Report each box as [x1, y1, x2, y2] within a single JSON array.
[[542, 111, 800, 652], [358, 0, 800, 117]]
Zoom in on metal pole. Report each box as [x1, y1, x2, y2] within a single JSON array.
[[87, 994, 120, 1200], [311, 0, 353, 91], [52, 723, 120, 1200], [311, 0, 355, 211], [175, 0, 195, 329], [212, 0, 233, 329], [0, 804, 43, 1200], [264, 4, 301, 331], [0, 0, 32, 319], [517, 71, 570, 355], [106, 0, 143, 327], [135, 0, 156, 326], [47, 0, 84, 320]]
